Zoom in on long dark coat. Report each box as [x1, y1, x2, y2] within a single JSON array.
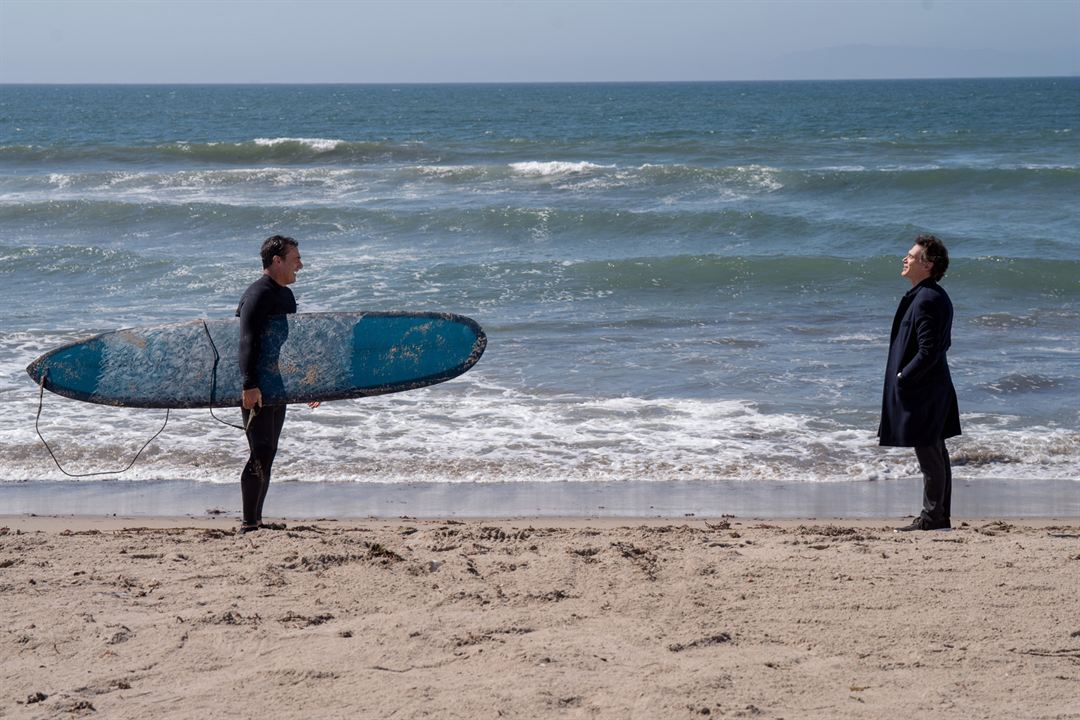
[[878, 279, 961, 447]]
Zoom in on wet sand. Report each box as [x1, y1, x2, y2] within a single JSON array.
[[2, 515, 1079, 719], [2, 476, 1078, 519]]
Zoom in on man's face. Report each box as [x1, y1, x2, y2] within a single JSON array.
[[901, 243, 932, 285], [272, 246, 303, 285]]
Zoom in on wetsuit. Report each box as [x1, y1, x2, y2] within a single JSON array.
[[236, 275, 297, 527]]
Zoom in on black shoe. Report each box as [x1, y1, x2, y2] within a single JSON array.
[[239, 524, 260, 534], [895, 517, 951, 532], [895, 518, 926, 532]]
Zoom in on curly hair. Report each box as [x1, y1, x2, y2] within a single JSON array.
[[914, 234, 949, 281]]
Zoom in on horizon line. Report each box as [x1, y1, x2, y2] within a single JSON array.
[[1, 74, 1078, 87]]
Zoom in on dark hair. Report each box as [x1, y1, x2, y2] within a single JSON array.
[[260, 235, 298, 269], [914, 234, 949, 281]]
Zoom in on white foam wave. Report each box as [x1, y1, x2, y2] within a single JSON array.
[[253, 137, 344, 152], [510, 161, 611, 177], [734, 165, 784, 192], [3, 369, 1077, 486], [47, 173, 73, 189], [415, 165, 485, 178], [2, 167, 368, 208], [635, 163, 783, 194]]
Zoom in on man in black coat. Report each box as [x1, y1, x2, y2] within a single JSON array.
[[879, 234, 961, 531]]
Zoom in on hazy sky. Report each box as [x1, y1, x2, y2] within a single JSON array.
[[1, 0, 1077, 83]]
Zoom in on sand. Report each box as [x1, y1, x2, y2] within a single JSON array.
[[2, 515, 1079, 719]]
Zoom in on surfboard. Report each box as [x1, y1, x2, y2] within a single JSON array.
[[26, 312, 486, 409]]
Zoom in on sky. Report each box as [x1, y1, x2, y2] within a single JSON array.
[[0, 0, 1077, 83]]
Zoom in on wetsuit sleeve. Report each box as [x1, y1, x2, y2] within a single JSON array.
[[237, 295, 265, 390]]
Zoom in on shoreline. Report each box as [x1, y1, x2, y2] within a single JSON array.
[[1, 514, 1077, 535], [1, 477, 1077, 521]]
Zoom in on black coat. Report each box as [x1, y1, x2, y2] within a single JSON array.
[[878, 279, 961, 447]]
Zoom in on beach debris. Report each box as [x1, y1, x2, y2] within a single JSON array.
[[106, 626, 133, 645], [279, 611, 334, 627], [668, 632, 732, 652], [205, 610, 261, 626], [797, 525, 858, 537], [977, 521, 1015, 536], [611, 541, 659, 580], [62, 699, 96, 714], [287, 542, 403, 571], [526, 589, 573, 602], [261, 566, 287, 587], [366, 543, 404, 563], [569, 546, 601, 561], [430, 542, 461, 553], [407, 559, 444, 576], [429, 527, 462, 552], [24, 692, 48, 704], [285, 525, 326, 533], [479, 526, 531, 542], [452, 626, 534, 647]]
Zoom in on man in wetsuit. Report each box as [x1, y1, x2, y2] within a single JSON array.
[[236, 235, 317, 533]]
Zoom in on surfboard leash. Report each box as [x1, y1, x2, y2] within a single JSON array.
[[34, 372, 171, 478], [201, 320, 249, 432]]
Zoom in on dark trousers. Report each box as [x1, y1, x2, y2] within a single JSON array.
[[914, 438, 952, 526], [240, 404, 287, 526]]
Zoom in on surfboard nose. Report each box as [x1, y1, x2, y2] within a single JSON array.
[[26, 341, 105, 400], [26, 355, 45, 384]]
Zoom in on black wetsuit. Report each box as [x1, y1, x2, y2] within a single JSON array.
[[236, 275, 297, 526]]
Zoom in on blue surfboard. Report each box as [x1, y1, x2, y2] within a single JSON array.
[[26, 312, 486, 409]]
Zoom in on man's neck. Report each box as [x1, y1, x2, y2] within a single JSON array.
[[908, 274, 931, 288]]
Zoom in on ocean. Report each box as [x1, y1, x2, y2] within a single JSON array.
[[1, 79, 1078, 488]]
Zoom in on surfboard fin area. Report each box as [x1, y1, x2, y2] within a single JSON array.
[[26, 312, 487, 409]]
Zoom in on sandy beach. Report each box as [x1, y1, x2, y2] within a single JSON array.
[[3, 514, 1079, 719]]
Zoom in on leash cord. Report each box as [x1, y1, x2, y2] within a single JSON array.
[[35, 373, 170, 478], [33, 320, 252, 477], [202, 320, 248, 431]]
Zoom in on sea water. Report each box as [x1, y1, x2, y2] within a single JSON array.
[[0, 80, 1077, 485]]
